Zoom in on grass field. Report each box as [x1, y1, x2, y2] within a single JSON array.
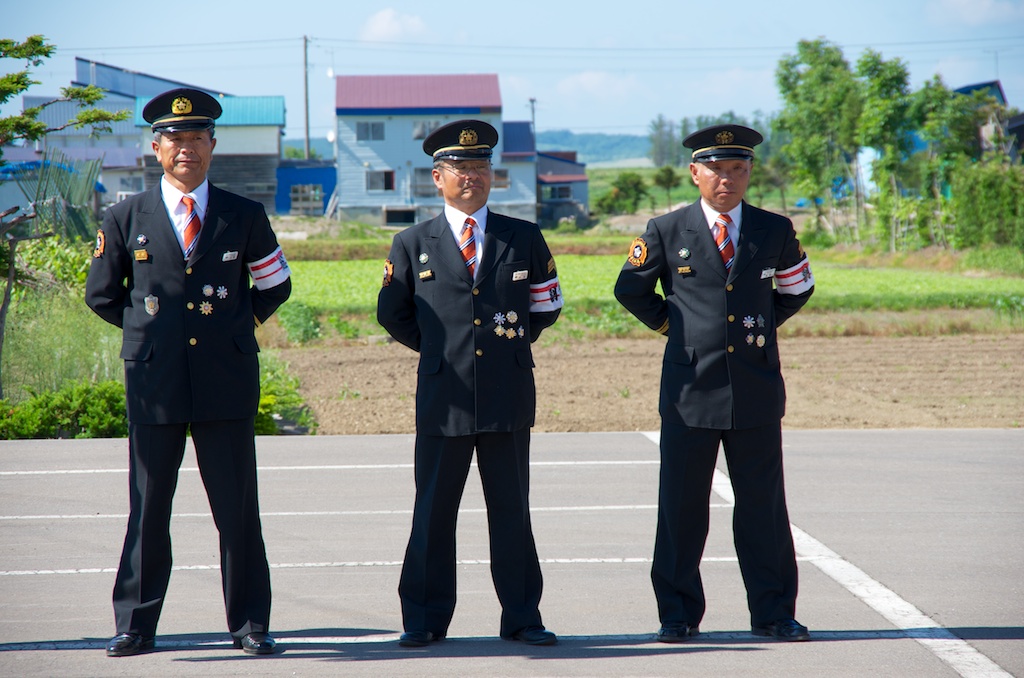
[[290, 256, 1024, 313], [285, 254, 1024, 342]]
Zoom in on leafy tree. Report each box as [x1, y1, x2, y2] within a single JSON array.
[[652, 166, 681, 213], [856, 49, 913, 250], [907, 76, 995, 248], [648, 114, 681, 168], [775, 39, 863, 240], [284, 145, 321, 160], [1, 35, 128, 399], [595, 171, 649, 215], [1, 35, 130, 158]]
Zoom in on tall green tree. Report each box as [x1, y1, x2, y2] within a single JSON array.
[[855, 49, 913, 250], [652, 165, 682, 213], [908, 77, 1001, 248], [648, 114, 681, 167], [775, 39, 863, 240]]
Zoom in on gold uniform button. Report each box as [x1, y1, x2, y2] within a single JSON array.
[[185, 267, 193, 275], [475, 349, 483, 357], [473, 318, 481, 326], [189, 338, 197, 346], [187, 302, 195, 310], [472, 288, 480, 296], [728, 314, 735, 322], [726, 284, 734, 292], [727, 345, 735, 353]]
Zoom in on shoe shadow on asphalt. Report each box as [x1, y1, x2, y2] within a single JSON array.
[[3, 627, 1021, 661]]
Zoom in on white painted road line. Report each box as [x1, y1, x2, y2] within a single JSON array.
[[642, 431, 1012, 678], [0, 459, 660, 476]]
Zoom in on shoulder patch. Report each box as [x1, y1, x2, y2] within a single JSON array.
[[93, 230, 105, 258], [627, 237, 648, 267], [382, 260, 394, 287]]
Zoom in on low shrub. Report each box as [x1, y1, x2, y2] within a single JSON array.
[[0, 380, 127, 439], [277, 301, 322, 344]]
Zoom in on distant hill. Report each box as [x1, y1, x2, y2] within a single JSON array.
[[537, 130, 649, 164], [283, 130, 650, 165]]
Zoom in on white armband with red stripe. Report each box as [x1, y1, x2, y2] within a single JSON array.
[[247, 246, 291, 290], [774, 255, 814, 296], [530, 275, 564, 312]]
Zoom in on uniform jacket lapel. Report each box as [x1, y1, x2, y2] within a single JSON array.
[[426, 213, 474, 284], [729, 202, 766, 281], [187, 184, 233, 267], [139, 185, 182, 259], [681, 203, 729, 281], [475, 209, 511, 283]]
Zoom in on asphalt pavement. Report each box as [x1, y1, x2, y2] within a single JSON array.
[[1, 429, 1021, 677]]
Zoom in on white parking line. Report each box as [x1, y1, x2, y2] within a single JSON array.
[[642, 431, 1011, 678], [0, 459, 659, 476]]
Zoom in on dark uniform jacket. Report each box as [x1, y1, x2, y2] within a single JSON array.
[[85, 183, 291, 424], [377, 210, 562, 436], [615, 201, 813, 430]]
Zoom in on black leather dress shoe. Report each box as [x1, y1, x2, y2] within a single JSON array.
[[106, 633, 154, 657], [508, 626, 558, 646], [655, 623, 699, 643], [752, 618, 810, 641], [232, 632, 277, 654], [398, 630, 443, 647]]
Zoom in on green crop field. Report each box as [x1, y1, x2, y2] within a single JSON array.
[[288, 256, 1024, 315]]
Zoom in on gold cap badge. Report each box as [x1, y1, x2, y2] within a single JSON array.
[[459, 128, 479, 146], [715, 130, 734, 144], [172, 97, 193, 115]]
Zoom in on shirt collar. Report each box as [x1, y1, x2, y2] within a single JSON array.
[[699, 199, 742, 230], [161, 176, 210, 214], [444, 204, 488, 234]]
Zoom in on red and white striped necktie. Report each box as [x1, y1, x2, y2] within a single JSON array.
[[181, 195, 201, 258], [713, 213, 735, 271], [459, 217, 477, 277]]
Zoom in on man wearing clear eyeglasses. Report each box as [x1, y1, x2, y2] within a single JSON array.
[[377, 119, 563, 648]]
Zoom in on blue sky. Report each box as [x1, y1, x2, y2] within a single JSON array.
[[4, 0, 1023, 141]]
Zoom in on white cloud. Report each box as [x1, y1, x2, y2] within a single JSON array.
[[358, 8, 428, 42], [926, 0, 1024, 26]]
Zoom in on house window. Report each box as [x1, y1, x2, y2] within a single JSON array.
[[492, 168, 510, 190], [413, 168, 439, 197], [385, 208, 417, 225], [356, 121, 385, 141], [366, 170, 395, 191], [542, 185, 572, 200], [412, 121, 441, 140]]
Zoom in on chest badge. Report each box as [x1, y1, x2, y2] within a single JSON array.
[[134, 249, 149, 261], [419, 253, 429, 264], [222, 251, 238, 262], [136, 234, 148, 246], [144, 295, 159, 316], [678, 248, 690, 259]]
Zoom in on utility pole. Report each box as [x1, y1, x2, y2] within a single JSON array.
[[303, 35, 311, 160]]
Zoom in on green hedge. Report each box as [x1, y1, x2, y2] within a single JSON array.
[[0, 380, 127, 439]]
